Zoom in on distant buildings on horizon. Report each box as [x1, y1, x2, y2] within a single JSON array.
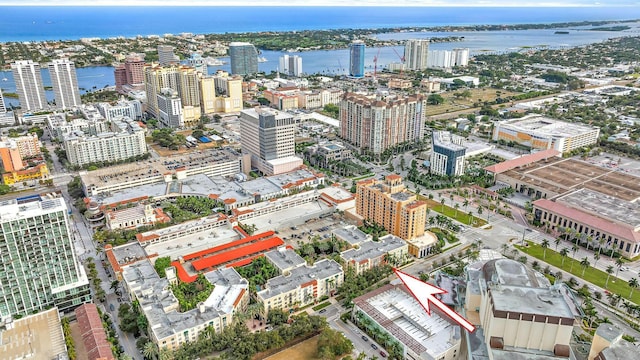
[[349, 40, 365, 78]]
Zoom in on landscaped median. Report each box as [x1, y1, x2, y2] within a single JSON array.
[[419, 197, 487, 227], [515, 241, 640, 304]]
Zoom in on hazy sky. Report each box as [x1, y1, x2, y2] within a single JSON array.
[[1, 0, 639, 6]]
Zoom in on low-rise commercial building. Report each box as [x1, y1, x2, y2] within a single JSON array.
[[105, 204, 170, 230], [75, 303, 116, 360], [352, 283, 462, 360], [492, 114, 600, 154]]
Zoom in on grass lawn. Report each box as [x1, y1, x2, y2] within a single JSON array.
[[423, 198, 487, 227], [312, 302, 331, 311], [515, 241, 640, 304]]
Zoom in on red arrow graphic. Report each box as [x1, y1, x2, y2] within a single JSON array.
[[394, 268, 475, 333]]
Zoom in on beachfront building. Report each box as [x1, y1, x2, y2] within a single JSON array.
[[63, 116, 147, 166], [11, 60, 47, 112], [349, 40, 365, 78], [431, 130, 467, 176], [492, 114, 600, 154], [229, 42, 258, 75], [257, 259, 343, 315], [352, 283, 462, 360], [356, 175, 427, 241], [48, 59, 82, 109], [340, 93, 426, 155], [239, 107, 303, 175], [404, 39, 430, 71], [0, 196, 91, 318]]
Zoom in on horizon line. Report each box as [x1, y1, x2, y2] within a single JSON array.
[[1, 3, 639, 7]]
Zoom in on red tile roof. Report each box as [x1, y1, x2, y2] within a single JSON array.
[[533, 199, 640, 243], [74, 304, 115, 360], [192, 237, 284, 271], [172, 260, 198, 283], [484, 149, 561, 174], [182, 230, 275, 261]]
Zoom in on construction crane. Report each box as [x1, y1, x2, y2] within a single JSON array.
[[373, 47, 382, 79], [392, 47, 406, 75]]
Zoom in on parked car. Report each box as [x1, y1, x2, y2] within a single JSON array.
[[361, 335, 369, 342], [371, 344, 378, 350]]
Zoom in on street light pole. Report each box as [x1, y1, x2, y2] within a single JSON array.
[[521, 226, 526, 246]]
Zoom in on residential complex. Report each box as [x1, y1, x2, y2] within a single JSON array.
[[305, 141, 352, 168], [431, 130, 467, 176], [356, 175, 427, 241], [122, 260, 249, 350], [279, 54, 303, 77], [0, 134, 48, 185], [63, 116, 147, 166], [239, 107, 303, 175], [404, 39, 430, 71], [465, 258, 580, 359], [257, 258, 343, 315], [340, 93, 426, 154], [427, 48, 470, 69], [340, 233, 408, 275], [492, 114, 600, 153], [297, 88, 343, 110], [229, 42, 258, 75], [349, 40, 365, 78], [48, 58, 82, 109], [97, 98, 143, 121], [199, 71, 243, 114], [352, 283, 462, 360], [143, 64, 201, 127], [0, 88, 6, 113], [156, 88, 184, 128], [0, 196, 91, 318], [11, 60, 47, 112]]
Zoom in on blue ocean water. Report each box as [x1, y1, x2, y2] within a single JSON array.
[[2, 6, 640, 42]]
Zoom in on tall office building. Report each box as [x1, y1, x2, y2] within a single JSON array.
[[188, 53, 207, 74], [11, 60, 47, 112], [0, 88, 6, 113], [340, 93, 427, 155], [157, 45, 178, 65], [115, 54, 146, 93], [279, 54, 303, 77], [430, 131, 467, 177], [404, 39, 430, 71], [356, 175, 427, 241], [48, 59, 82, 110], [229, 42, 258, 75], [349, 40, 365, 78], [0, 196, 91, 318], [239, 107, 303, 175]]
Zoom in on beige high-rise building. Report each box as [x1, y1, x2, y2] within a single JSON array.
[[340, 93, 427, 155], [404, 39, 430, 71], [198, 71, 243, 115], [144, 64, 201, 126], [356, 175, 427, 240], [11, 60, 47, 112]]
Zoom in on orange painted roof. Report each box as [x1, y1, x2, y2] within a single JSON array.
[[484, 149, 560, 174], [191, 237, 284, 271]]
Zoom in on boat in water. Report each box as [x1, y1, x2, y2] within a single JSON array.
[[206, 57, 226, 66], [258, 56, 268, 63]]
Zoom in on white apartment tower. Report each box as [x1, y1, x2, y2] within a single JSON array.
[[239, 107, 303, 175], [48, 59, 82, 110], [157, 88, 184, 128], [0, 196, 91, 318], [279, 55, 303, 77], [404, 39, 430, 71], [11, 60, 47, 112]]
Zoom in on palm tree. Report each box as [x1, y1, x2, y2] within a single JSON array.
[[501, 243, 509, 256], [560, 248, 569, 268], [449, 193, 454, 207], [554, 237, 561, 251], [585, 235, 593, 251], [580, 257, 590, 277], [629, 278, 638, 299], [142, 341, 159, 360], [615, 258, 624, 278], [592, 253, 600, 269], [597, 237, 606, 257], [605, 265, 614, 288], [463, 199, 469, 211], [454, 203, 460, 218], [440, 198, 445, 212], [541, 239, 550, 259], [570, 244, 579, 272]]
